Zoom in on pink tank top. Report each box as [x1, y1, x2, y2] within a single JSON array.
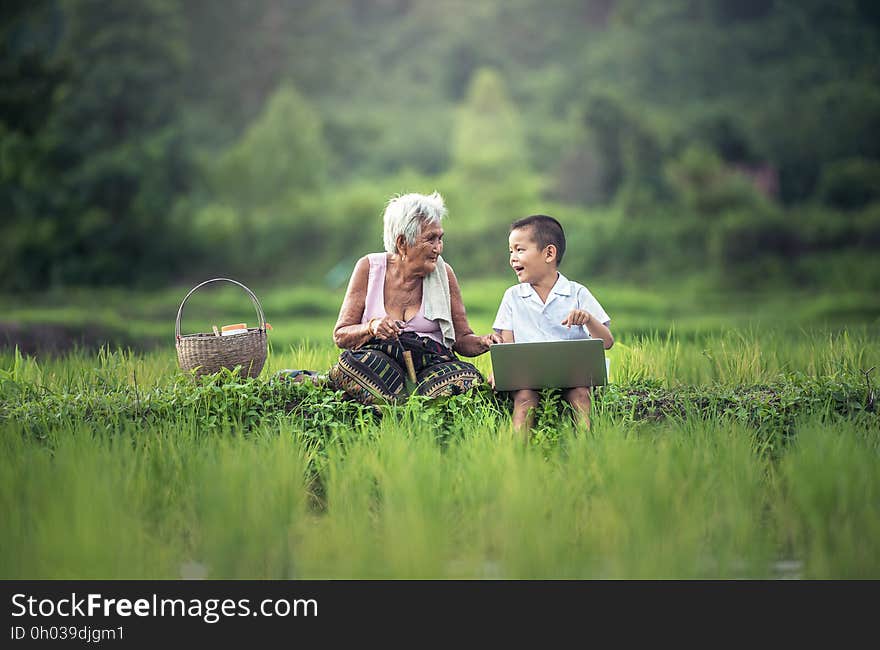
[[362, 253, 443, 344]]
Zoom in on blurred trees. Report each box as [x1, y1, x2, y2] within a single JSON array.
[[665, 144, 767, 216], [207, 84, 327, 208], [442, 67, 542, 275], [187, 83, 332, 276], [2, 0, 190, 288], [1, 0, 879, 290], [451, 68, 529, 181]]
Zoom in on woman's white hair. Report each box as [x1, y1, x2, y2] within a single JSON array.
[[382, 191, 447, 254]]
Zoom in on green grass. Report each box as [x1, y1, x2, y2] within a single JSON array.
[[1, 284, 878, 579], [2, 325, 877, 390], [2, 279, 878, 352], [2, 404, 877, 579]]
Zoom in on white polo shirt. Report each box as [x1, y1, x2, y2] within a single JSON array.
[[492, 272, 611, 343]]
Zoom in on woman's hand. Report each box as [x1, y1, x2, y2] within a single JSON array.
[[561, 309, 592, 328], [472, 332, 504, 356], [368, 316, 403, 340]]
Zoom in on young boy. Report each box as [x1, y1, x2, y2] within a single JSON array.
[[491, 215, 614, 436]]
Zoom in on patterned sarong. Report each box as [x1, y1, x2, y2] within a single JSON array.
[[329, 332, 483, 405]]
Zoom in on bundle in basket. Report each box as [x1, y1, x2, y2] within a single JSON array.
[[175, 278, 268, 379]]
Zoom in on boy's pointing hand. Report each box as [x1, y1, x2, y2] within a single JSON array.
[[561, 309, 592, 328]]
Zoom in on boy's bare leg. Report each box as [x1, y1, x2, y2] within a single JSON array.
[[512, 389, 540, 442], [563, 386, 592, 432]]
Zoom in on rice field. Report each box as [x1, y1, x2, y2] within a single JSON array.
[[1, 285, 879, 579]]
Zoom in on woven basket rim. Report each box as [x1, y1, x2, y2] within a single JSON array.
[[175, 277, 267, 340], [177, 328, 266, 341]]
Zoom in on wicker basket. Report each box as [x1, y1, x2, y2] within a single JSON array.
[[175, 278, 268, 379]]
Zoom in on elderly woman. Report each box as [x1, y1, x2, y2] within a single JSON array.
[[329, 192, 501, 405]]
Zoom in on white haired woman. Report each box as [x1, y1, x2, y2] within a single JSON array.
[[328, 191, 502, 405]]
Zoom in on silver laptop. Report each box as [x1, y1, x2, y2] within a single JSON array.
[[490, 339, 608, 391]]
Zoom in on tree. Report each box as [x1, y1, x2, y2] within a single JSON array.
[[40, 0, 191, 285], [209, 83, 328, 208], [0, 0, 67, 289], [451, 67, 531, 181], [444, 67, 541, 275], [580, 93, 667, 211], [189, 82, 330, 278]]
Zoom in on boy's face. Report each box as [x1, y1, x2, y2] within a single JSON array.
[[508, 227, 554, 284]]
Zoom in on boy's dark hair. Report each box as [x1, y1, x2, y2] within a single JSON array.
[[510, 214, 566, 266]]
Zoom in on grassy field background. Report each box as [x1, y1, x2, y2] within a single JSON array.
[[3, 277, 879, 351], [1, 282, 878, 579]]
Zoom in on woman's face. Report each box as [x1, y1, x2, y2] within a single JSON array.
[[402, 221, 444, 274]]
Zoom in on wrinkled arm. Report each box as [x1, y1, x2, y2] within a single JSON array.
[[332, 257, 374, 349], [448, 264, 500, 357]]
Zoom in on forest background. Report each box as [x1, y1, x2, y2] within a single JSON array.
[[2, 0, 879, 338]]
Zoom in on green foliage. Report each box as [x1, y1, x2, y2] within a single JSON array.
[[452, 68, 530, 179], [708, 208, 801, 287], [579, 93, 633, 204], [180, 0, 297, 137], [590, 1, 880, 203], [208, 84, 327, 207], [181, 83, 336, 279], [547, 126, 607, 206], [447, 68, 541, 217], [702, 200, 880, 289], [686, 111, 757, 164], [400, 66, 545, 277], [2, 337, 879, 578], [765, 81, 880, 203], [2, 0, 192, 289], [776, 420, 880, 577], [576, 92, 672, 215], [4, 362, 873, 451], [817, 158, 880, 210], [3, 0, 880, 291], [666, 144, 768, 216], [3, 316, 879, 579]]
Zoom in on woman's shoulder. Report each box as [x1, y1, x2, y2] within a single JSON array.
[[351, 253, 387, 273], [364, 252, 387, 266], [348, 255, 378, 281]]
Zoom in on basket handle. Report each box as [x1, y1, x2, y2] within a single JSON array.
[[175, 278, 266, 339]]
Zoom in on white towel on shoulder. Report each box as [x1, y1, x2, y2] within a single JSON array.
[[423, 255, 456, 349]]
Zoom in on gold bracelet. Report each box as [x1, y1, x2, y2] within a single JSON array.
[[367, 318, 379, 336]]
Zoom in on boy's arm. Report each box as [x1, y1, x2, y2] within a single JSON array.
[[586, 317, 614, 349], [561, 310, 614, 349]]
